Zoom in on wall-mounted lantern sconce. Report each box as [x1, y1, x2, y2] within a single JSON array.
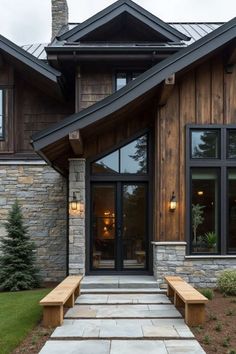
[[70, 192, 84, 215], [169, 192, 177, 212]]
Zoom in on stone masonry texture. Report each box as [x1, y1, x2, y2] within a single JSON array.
[[153, 243, 236, 288], [51, 0, 69, 40], [69, 159, 86, 275], [0, 164, 67, 282]]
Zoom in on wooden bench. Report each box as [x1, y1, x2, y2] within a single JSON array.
[[40, 275, 83, 327], [164, 276, 208, 326]]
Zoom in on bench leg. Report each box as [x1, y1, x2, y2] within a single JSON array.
[[65, 293, 75, 308], [185, 303, 205, 326], [75, 284, 81, 298], [167, 285, 174, 299], [174, 292, 184, 308], [42, 305, 63, 327]]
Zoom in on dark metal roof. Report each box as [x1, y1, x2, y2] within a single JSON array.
[[32, 17, 236, 151], [0, 35, 61, 83], [22, 23, 223, 60], [58, 0, 190, 43], [22, 43, 48, 60]]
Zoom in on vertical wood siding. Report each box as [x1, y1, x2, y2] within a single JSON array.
[[154, 54, 236, 241]]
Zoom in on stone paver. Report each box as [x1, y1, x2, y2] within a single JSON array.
[[164, 339, 205, 354], [110, 340, 168, 354], [81, 275, 158, 289], [39, 340, 111, 354], [51, 318, 194, 339], [65, 304, 182, 318], [76, 293, 170, 304]]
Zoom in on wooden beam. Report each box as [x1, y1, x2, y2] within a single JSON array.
[[69, 129, 83, 155], [158, 74, 175, 106], [0, 54, 4, 67], [227, 40, 236, 65]]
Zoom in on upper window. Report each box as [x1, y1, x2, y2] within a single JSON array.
[[92, 134, 148, 175], [0, 90, 4, 138], [115, 71, 142, 91], [187, 126, 236, 255], [227, 130, 236, 159], [191, 129, 220, 159]]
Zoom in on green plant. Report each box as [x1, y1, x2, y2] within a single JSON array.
[[217, 270, 236, 296], [215, 322, 222, 332], [203, 334, 211, 345], [226, 308, 236, 316], [204, 231, 217, 248], [227, 350, 236, 354], [200, 288, 214, 300], [222, 337, 231, 348], [0, 200, 40, 291], [209, 312, 217, 321], [192, 204, 205, 244]]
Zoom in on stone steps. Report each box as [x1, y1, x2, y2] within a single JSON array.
[[80, 275, 159, 289], [76, 293, 170, 305], [81, 288, 166, 294], [39, 277, 206, 354], [40, 339, 205, 354], [51, 318, 194, 340]]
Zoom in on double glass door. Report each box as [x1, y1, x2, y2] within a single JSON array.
[[91, 182, 148, 271]]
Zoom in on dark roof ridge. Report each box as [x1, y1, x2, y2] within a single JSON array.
[[58, 0, 190, 42]]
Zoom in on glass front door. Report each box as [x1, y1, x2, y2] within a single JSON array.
[[91, 182, 148, 271]]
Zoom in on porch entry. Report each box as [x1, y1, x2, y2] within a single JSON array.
[[89, 133, 151, 272]]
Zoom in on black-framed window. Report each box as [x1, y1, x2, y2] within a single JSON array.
[[115, 71, 142, 91], [187, 126, 236, 255], [0, 89, 4, 139], [91, 134, 148, 175]]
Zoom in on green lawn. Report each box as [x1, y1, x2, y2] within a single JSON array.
[[0, 288, 51, 354]]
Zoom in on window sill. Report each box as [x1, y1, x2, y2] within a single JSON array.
[[185, 255, 236, 259]]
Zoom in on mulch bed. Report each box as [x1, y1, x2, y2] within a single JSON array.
[[12, 325, 53, 354], [191, 290, 236, 354]]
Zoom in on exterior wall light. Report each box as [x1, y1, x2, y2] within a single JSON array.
[[70, 192, 78, 211], [70, 192, 84, 215], [169, 192, 177, 212]]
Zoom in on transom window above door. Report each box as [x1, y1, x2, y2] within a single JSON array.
[[91, 134, 148, 175], [115, 71, 142, 91]]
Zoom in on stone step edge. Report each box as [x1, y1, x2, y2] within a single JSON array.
[[81, 285, 159, 290], [64, 316, 183, 320], [81, 289, 166, 294], [75, 303, 170, 305], [49, 337, 194, 341]]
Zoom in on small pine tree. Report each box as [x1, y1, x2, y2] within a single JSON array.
[[0, 200, 40, 291]]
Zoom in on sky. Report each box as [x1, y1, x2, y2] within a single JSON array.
[[0, 0, 235, 46]]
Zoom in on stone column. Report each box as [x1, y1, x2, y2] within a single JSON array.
[[153, 242, 187, 288], [68, 159, 86, 275]]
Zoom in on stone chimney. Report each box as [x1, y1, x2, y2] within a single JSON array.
[[51, 0, 69, 40]]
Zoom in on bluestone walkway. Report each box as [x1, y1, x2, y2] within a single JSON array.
[[39, 276, 206, 354]]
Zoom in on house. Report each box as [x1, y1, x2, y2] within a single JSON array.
[[0, 0, 236, 287]]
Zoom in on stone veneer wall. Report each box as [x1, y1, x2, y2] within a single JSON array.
[[153, 242, 236, 288], [68, 159, 86, 275], [0, 163, 67, 282]]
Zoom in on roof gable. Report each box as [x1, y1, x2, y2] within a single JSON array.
[[0, 35, 61, 83], [32, 16, 236, 153], [59, 0, 190, 43]]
